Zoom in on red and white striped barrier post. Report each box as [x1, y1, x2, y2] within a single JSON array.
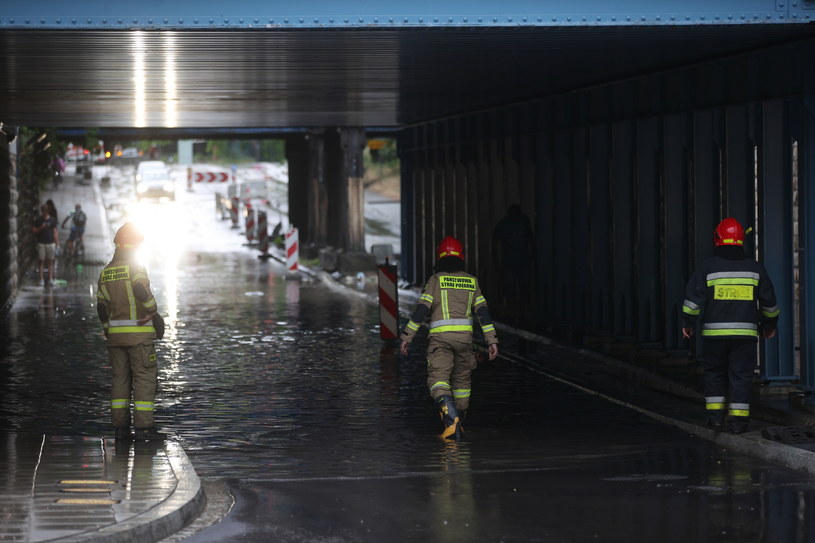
[[257, 211, 271, 260], [245, 204, 256, 242], [378, 259, 399, 340], [230, 197, 240, 229], [285, 227, 299, 272]]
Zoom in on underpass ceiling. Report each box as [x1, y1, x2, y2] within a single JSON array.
[[2, 25, 815, 130]]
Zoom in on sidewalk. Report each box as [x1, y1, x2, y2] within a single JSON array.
[[1, 169, 205, 543], [0, 432, 204, 543]]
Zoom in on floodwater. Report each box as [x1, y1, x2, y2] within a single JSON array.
[[3, 185, 815, 541]]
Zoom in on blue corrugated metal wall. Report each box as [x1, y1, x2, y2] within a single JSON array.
[[399, 37, 809, 381]]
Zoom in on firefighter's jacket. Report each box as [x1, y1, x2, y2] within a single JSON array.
[[682, 247, 779, 339], [401, 271, 498, 345], [97, 250, 158, 347]]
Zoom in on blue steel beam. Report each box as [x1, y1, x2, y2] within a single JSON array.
[[0, 0, 812, 29]]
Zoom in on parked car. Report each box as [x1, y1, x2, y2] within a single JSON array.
[[135, 161, 175, 201]]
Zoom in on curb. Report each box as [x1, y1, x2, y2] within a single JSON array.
[[58, 439, 206, 543]]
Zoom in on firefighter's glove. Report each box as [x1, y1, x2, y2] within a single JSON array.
[[152, 314, 166, 340]]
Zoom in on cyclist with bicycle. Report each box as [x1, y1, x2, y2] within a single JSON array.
[[62, 204, 87, 258]]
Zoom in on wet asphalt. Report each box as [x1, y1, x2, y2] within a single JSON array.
[[3, 180, 815, 542]]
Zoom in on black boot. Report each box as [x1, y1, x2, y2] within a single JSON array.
[[134, 427, 166, 442], [115, 426, 132, 441], [728, 417, 750, 435], [706, 411, 725, 431], [435, 396, 461, 440]]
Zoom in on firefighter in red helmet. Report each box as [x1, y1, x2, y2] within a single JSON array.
[[400, 236, 499, 439], [97, 223, 166, 442], [682, 218, 779, 434]]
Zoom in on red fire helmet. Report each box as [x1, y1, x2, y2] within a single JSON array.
[[436, 236, 464, 260], [714, 218, 745, 247]]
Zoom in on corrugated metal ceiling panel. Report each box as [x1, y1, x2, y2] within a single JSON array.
[[1, 25, 813, 128]]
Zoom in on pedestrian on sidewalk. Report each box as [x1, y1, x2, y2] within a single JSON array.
[[682, 218, 780, 434], [400, 236, 499, 439], [45, 199, 58, 224], [97, 223, 166, 442], [32, 204, 59, 286]]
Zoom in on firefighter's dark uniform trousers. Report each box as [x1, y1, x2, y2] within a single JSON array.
[[683, 246, 779, 425]]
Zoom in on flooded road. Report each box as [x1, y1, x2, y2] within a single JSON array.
[[3, 179, 815, 541]]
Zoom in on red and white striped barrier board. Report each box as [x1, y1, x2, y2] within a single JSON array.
[[378, 263, 399, 340], [194, 171, 229, 183], [285, 227, 299, 272]]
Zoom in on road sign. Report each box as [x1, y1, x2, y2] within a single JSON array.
[[194, 171, 229, 183]]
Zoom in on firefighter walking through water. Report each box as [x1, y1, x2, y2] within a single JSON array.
[[400, 236, 499, 439], [97, 223, 166, 441], [682, 218, 779, 434]]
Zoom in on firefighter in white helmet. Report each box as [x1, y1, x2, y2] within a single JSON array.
[[97, 223, 165, 441]]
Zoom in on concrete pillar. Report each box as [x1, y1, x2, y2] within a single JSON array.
[[324, 127, 367, 253], [286, 131, 328, 253], [286, 135, 309, 242]]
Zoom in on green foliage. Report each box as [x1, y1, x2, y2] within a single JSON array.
[[204, 139, 285, 164]]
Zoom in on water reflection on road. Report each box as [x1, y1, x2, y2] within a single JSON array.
[[3, 248, 815, 541]]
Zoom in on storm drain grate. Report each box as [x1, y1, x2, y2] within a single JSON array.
[[761, 426, 815, 444]]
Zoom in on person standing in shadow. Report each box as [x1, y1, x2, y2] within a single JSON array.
[[492, 204, 535, 324]]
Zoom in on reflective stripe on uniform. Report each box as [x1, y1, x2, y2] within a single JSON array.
[[430, 381, 450, 392], [429, 318, 473, 333], [682, 300, 701, 315], [705, 396, 726, 411], [111, 399, 129, 409], [482, 324, 495, 333], [706, 271, 759, 286], [406, 320, 420, 331], [452, 388, 471, 399], [420, 293, 433, 303], [125, 281, 137, 320], [134, 401, 154, 411], [109, 319, 141, 326], [729, 402, 750, 417], [702, 329, 759, 337], [108, 326, 155, 334], [702, 321, 758, 337], [107, 318, 155, 334], [475, 295, 486, 306], [441, 289, 450, 320], [143, 297, 157, 309], [98, 284, 111, 301], [761, 305, 780, 318]]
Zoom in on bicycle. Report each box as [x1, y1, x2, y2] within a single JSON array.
[[62, 227, 85, 261]]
